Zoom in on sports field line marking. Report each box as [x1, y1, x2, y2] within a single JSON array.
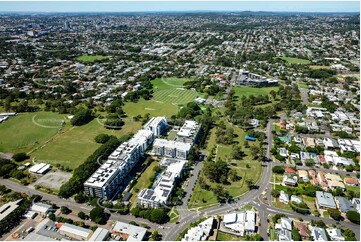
[[161, 77, 185, 88], [144, 108, 156, 110]]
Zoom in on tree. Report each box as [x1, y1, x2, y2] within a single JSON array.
[[90, 207, 107, 224], [343, 228, 357, 241], [94, 134, 110, 144], [203, 160, 229, 184], [231, 146, 245, 160], [246, 179, 255, 189], [228, 169, 240, 182], [329, 209, 342, 221], [71, 108, 93, 126], [151, 230, 161, 241], [61, 206, 72, 215], [346, 210, 360, 224], [272, 166, 285, 174], [74, 193, 86, 203], [78, 211, 86, 220], [250, 146, 261, 159], [150, 209, 168, 224], [212, 184, 229, 202], [291, 228, 301, 241], [48, 213, 56, 221], [12, 152, 29, 162], [271, 190, 280, 198]]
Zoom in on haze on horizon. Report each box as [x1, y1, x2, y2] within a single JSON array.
[[0, 1, 359, 13]]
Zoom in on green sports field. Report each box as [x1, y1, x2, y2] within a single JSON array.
[[30, 119, 141, 170], [233, 86, 278, 102], [152, 78, 199, 105], [0, 112, 69, 153], [124, 77, 201, 118], [275, 56, 311, 64], [76, 55, 109, 62]]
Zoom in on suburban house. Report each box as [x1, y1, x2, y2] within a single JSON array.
[[326, 228, 345, 241], [335, 196, 354, 213], [316, 191, 336, 209], [279, 191, 289, 204], [325, 173, 345, 191], [312, 227, 328, 241]]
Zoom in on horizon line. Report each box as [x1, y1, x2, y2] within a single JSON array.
[[0, 10, 359, 13]]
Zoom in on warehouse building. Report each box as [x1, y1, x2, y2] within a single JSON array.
[[58, 223, 93, 241]]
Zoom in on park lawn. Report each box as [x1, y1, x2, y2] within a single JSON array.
[[216, 231, 242, 241], [123, 98, 179, 118], [75, 55, 109, 62], [233, 86, 278, 104], [275, 56, 311, 64], [0, 111, 70, 154], [129, 160, 159, 205], [309, 65, 330, 69], [188, 177, 218, 209], [30, 119, 141, 170], [189, 121, 262, 208]]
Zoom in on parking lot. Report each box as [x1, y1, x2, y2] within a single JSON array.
[[33, 171, 72, 190]]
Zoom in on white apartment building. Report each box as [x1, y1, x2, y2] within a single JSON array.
[[84, 130, 154, 199], [143, 117, 168, 137], [176, 120, 201, 144], [137, 159, 186, 208], [152, 139, 192, 159]]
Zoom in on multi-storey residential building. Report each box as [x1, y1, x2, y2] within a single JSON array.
[[84, 130, 154, 199], [176, 120, 201, 144], [152, 139, 192, 159], [143, 116, 168, 137], [137, 158, 186, 208], [235, 70, 278, 87]]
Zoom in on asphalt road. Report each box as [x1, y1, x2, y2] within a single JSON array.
[[1, 118, 360, 241]]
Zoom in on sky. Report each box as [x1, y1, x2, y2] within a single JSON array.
[[0, 1, 359, 13]]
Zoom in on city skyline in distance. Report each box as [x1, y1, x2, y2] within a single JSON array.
[[0, 1, 359, 13]]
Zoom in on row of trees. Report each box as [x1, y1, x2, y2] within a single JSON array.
[[58, 136, 120, 198], [131, 206, 169, 224]]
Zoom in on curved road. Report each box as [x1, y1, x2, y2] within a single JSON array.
[[1, 119, 360, 241]]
